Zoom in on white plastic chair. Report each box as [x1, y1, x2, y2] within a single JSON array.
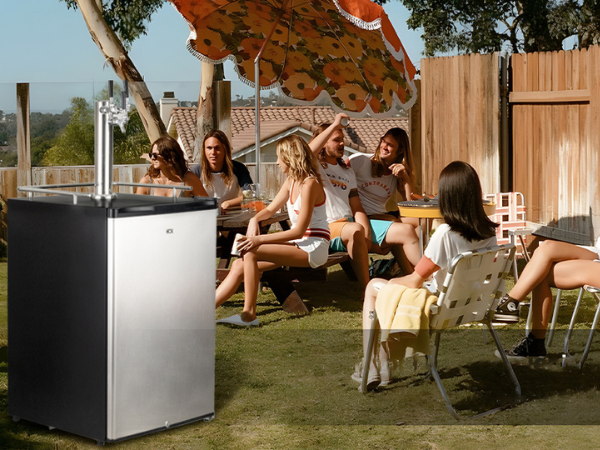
[[361, 244, 520, 419], [560, 285, 600, 369]]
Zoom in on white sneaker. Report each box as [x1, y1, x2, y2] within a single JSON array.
[[216, 314, 259, 327]]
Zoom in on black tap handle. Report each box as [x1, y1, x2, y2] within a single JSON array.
[[108, 80, 114, 99]]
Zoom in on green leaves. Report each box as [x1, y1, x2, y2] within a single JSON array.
[[41, 90, 149, 166], [401, 0, 600, 56], [61, 0, 165, 50]]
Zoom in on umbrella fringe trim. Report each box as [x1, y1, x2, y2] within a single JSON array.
[[333, 1, 382, 31], [171, 0, 419, 114], [185, 39, 282, 92]]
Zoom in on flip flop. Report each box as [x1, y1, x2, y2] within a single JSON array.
[[216, 314, 259, 327]]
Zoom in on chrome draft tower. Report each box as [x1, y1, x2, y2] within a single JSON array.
[[94, 80, 130, 202]]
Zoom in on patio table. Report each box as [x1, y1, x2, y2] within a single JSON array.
[[398, 199, 496, 255]]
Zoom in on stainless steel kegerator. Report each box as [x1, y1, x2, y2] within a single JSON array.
[[8, 194, 216, 444], [7, 82, 217, 444]]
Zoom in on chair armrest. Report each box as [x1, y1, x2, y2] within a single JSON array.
[[508, 228, 534, 237]]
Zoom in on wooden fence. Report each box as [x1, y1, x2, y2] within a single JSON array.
[[510, 46, 600, 240], [418, 53, 501, 196], [416, 46, 600, 244]]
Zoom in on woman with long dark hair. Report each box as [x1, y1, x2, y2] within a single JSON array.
[[349, 127, 417, 223], [136, 136, 207, 198], [354, 161, 498, 390]]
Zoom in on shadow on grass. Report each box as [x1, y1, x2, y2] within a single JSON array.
[[214, 327, 600, 426], [375, 328, 600, 424]]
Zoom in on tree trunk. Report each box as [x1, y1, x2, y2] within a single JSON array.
[[194, 61, 215, 162], [75, 0, 166, 143]]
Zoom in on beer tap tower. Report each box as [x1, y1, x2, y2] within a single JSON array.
[[8, 81, 216, 444]]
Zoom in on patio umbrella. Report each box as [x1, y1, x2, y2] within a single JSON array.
[[168, 0, 418, 184]]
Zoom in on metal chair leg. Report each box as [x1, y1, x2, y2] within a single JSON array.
[[486, 320, 521, 398], [360, 310, 377, 393], [427, 323, 520, 419], [426, 354, 460, 420], [432, 330, 441, 368], [579, 289, 600, 370], [546, 289, 562, 346], [562, 288, 584, 367]]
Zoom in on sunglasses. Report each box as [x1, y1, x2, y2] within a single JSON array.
[[149, 152, 160, 160]]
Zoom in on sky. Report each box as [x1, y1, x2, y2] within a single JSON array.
[[0, 0, 426, 114]]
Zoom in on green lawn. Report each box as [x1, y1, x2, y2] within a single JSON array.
[[1, 259, 600, 449]]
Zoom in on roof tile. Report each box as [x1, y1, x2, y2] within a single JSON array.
[[169, 106, 408, 158]]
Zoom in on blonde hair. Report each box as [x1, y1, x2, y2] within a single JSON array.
[[276, 135, 322, 184]]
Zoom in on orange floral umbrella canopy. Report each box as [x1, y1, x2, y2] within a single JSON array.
[[169, 0, 417, 116]]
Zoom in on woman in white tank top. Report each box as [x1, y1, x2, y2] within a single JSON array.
[[215, 135, 329, 326]]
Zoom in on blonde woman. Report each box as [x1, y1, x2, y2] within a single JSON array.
[[215, 135, 329, 326]]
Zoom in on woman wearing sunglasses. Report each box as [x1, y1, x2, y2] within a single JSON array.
[[136, 136, 208, 198]]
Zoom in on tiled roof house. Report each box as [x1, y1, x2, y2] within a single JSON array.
[[166, 106, 409, 163]]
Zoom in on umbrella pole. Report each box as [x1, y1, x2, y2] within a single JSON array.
[[255, 57, 261, 191], [253, 2, 289, 196]]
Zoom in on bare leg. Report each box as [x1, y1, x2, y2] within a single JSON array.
[[240, 243, 312, 321], [530, 259, 600, 338], [216, 258, 244, 308], [509, 241, 597, 301], [363, 278, 389, 375], [216, 258, 278, 308], [242, 250, 261, 321], [382, 222, 421, 269], [340, 222, 370, 288], [397, 216, 419, 228]]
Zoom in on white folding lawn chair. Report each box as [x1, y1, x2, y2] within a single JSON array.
[[560, 285, 600, 369], [361, 243, 520, 419]]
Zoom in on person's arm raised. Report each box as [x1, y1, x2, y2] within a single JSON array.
[[308, 112, 348, 156]]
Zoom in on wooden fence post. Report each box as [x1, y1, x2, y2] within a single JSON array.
[[409, 78, 422, 194], [16, 83, 31, 196]]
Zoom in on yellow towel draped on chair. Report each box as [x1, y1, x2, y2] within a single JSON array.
[[375, 284, 438, 357]]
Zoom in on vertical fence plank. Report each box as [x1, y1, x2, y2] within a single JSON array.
[[16, 83, 31, 196], [511, 46, 599, 240]]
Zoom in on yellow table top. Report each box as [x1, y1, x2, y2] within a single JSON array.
[[398, 202, 496, 219]]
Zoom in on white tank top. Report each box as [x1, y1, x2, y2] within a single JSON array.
[[286, 178, 330, 241]]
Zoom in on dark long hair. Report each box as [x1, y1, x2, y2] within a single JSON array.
[[438, 161, 498, 242], [310, 123, 348, 168], [371, 127, 414, 181], [201, 130, 235, 189], [148, 136, 188, 179]]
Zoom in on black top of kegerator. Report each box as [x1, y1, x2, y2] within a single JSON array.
[[9, 193, 217, 218]]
